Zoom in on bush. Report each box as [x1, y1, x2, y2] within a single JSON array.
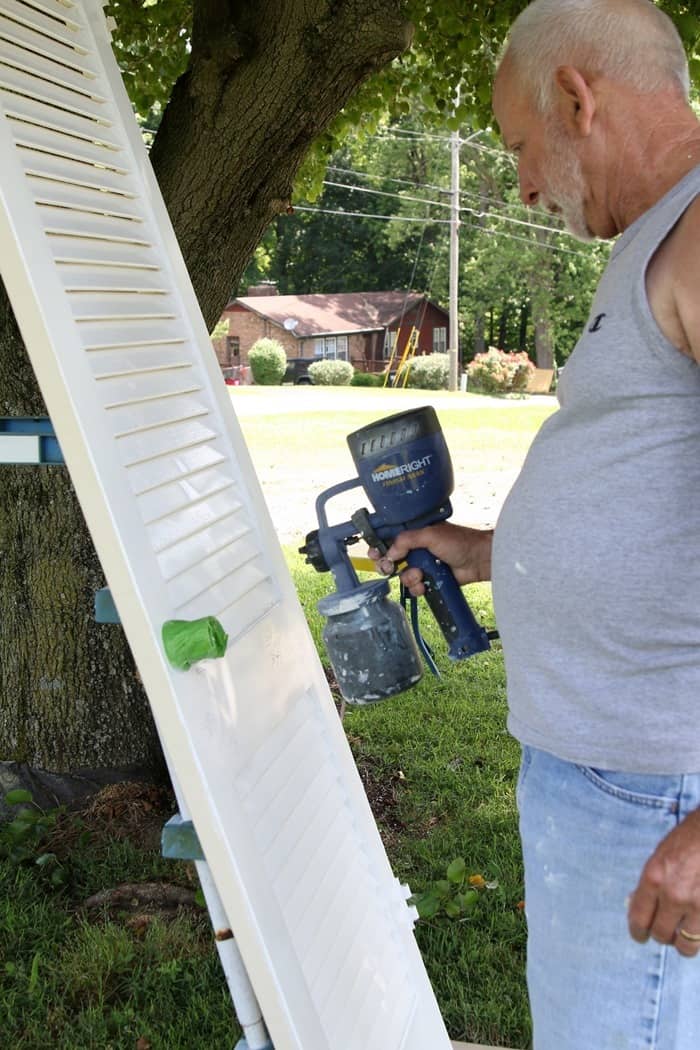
[[350, 371, 383, 387], [467, 347, 535, 394], [405, 352, 450, 390], [307, 359, 354, 386], [248, 338, 288, 385]]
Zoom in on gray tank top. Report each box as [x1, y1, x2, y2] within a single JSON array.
[[491, 165, 700, 774]]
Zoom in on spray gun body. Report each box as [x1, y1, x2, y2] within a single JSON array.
[[301, 407, 490, 704]]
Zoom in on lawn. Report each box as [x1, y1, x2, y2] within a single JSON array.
[[0, 387, 557, 1049]]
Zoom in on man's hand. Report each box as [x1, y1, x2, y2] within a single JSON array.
[[368, 522, 493, 594], [628, 808, 700, 957]]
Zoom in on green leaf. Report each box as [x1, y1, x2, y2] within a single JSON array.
[[456, 890, 479, 912], [28, 953, 41, 996], [15, 807, 40, 824], [444, 899, 462, 918], [446, 857, 467, 884], [4, 789, 33, 805], [677, 13, 700, 45], [34, 852, 58, 868], [6, 818, 35, 842], [50, 867, 68, 887], [435, 879, 453, 896], [414, 893, 441, 919]]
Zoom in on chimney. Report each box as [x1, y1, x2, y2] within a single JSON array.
[[247, 281, 278, 297]]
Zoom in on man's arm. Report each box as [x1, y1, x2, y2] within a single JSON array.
[[370, 522, 493, 593], [672, 195, 700, 364], [628, 196, 700, 955], [646, 195, 700, 364]]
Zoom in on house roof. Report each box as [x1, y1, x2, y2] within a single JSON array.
[[228, 291, 446, 338]]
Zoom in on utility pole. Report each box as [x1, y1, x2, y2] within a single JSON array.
[[448, 117, 461, 393]]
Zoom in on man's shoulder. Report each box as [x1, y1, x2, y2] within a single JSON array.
[[670, 193, 700, 255], [644, 196, 700, 363], [666, 196, 700, 364]]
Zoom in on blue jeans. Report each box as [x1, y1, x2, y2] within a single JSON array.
[[517, 745, 700, 1050]]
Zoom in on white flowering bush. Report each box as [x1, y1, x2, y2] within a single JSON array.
[[467, 348, 535, 394], [405, 353, 450, 390], [307, 359, 354, 385]]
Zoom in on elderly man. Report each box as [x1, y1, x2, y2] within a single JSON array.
[[373, 1, 700, 1046]]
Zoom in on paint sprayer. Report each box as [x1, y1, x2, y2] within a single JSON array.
[[300, 406, 493, 704]]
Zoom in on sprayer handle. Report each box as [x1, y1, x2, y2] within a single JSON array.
[[405, 549, 490, 660]]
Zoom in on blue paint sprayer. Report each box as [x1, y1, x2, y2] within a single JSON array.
[[300, 406, 493, 704]]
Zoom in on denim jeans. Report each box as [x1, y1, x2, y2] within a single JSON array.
[[517, 745, 700, 1050]]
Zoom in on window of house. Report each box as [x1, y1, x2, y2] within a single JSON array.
[[433, 327, 447, 353], [383, 330, 397, 360], [226, 335, 240, 365], [314, 336, 348, 360]]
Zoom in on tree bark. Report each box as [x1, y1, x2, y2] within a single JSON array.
[[0, 283, 166, 776], [530, 230, 555, 369], [0, 0, 412, 777], [151, 0, 413, 327]]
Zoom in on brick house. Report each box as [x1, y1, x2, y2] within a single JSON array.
[[213, 286, 450, 376]]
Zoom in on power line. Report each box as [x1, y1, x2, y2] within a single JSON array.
[[379, 125, 511, 159], [293, 205, 449, 225], [321, 178, 569, 238], [291, 204, 592, 258], [322, 179, 450, 213], [459, 216, 589, 257], [327, 164, 452, 197], [326, 163, 564, 229]]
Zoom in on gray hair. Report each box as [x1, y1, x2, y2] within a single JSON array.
[[502, 0, 690, 112]]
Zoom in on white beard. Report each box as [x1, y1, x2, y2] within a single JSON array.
[[541, 121, 595, 242]]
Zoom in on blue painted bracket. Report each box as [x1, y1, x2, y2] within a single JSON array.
[[161, 813, 205, 861], [0, 417, 63, 464], [94, 587, 121, 624]]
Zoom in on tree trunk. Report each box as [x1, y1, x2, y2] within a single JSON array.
[[532, 291, 555, 369], [0, 284, 165, 776], [151, 0, 413, 327], [473, 312, 486, 358], [0, 0, 412, 779], [530, 230, 555, 369], [497, 305, 510, 351], [518, 302, 530, 353]]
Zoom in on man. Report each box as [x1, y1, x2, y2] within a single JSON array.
[[372, 1, 700, 1046]]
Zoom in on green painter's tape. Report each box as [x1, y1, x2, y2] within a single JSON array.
[[162, 617, 229, 670]]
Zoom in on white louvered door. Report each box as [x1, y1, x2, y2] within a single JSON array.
[[0, 1, 453, 1047]]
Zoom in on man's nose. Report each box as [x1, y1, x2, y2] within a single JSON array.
[[518, 163, 539, 206], [519, 179, 540, 207]]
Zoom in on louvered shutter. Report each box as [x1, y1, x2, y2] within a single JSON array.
[[0, 1, 453, 1047]]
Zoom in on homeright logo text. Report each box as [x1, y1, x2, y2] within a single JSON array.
[[372, 455, 433, 483]]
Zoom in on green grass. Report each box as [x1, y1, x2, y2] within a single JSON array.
[[1, 390, 549, 1048], [291, 553, 530, 1048], [0, 846, 239, 1049], [234, 386, 555, 481]]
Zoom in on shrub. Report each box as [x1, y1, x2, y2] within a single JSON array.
[[467, 347, 535, 394], [307, 359, 354, 386], [405, 352, 450, 390], [351, 371, 383, 387], [248, 338, 288, 385]]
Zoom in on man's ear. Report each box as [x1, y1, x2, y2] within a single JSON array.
[[554, 65, 595, 136]]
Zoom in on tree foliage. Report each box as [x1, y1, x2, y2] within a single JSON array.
[[106, 1, 700, 146], [238, 113, 610, 367], [1, 0, 698, 776]]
